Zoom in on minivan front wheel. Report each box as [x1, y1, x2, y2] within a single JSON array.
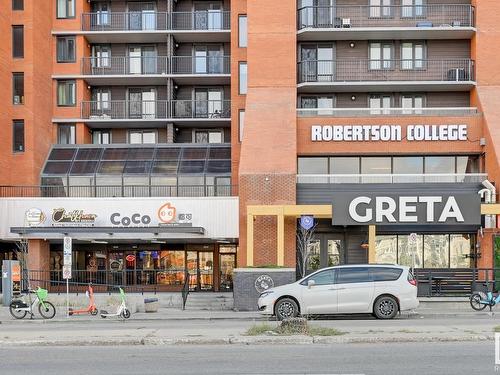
[[373, 296, 398, 319], [275, 298, 299, 321]]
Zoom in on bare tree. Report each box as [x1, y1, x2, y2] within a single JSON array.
[[296, 223, 317, 278], [15, 238, 29, 292]]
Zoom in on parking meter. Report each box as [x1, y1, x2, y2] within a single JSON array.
[[2, 260, 21, 306]]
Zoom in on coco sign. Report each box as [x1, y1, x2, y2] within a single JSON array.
[[331, 193, 481, 226]]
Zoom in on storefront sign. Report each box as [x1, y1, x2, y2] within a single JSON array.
[[255, 275, 274, 293], [158, 203, 176, 223], [311, 125, 468, 142], [332, 193, 481, 226], [300, 215, 314, 230], [25, 208, 45, 226], [52, 209, 97, 225], [110, 213, 151, 226]]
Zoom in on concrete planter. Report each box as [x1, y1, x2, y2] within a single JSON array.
[[233, 268, 296, 311]]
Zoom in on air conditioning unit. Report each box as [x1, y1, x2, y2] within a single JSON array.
[[341, 18, 351, 28]]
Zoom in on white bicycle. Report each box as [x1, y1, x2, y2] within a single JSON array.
[[9, 287, 56, 319]]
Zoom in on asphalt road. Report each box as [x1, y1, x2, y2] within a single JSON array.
[[0, 342, 495, 375]]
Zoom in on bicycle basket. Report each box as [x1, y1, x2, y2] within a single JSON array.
[[36, 288, 48, 301]]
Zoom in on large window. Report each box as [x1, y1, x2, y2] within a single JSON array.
[[369, 0, 392, 18], [401, 0, 425, 18], [12, 0, 23, 11], [13, 120, 24, 152], [239, 110, 245, 142], [298, 157, 328, 174], [401, 42, 425, 70], [129, 130, 157, 144], [238, 15, 247, 48], [361, 157, 391, 175], [92, 130, 111, 145], [57, 36, 76, 63], [401, 94, 424, 114], [57, 80, 76, 106], [12, 25, 24, 58], [369, 94, 392, 114], [369, 42, 393, 70], [58, 124, 76, 144], [239, 62, 247, 94], [12, 73, 24, 105], [57, 0, 75, 19], [375, 234, 474, 268], [194, 130, 223, 144]]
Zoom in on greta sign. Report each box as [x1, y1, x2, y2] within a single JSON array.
[[331, 193, 481, 226]]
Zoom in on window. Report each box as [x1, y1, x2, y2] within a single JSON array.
[[300, 96, 334, 115], [12, 73, 24, 105], [401, 94, 424, 114], [57, 80, 76, 106], [302, 269, 336, 286], [337, 268, 371, 284], [12, 25, 24, 58], [239, 110, 245, 142], [370, 267, 403, 282], [297, 157, 328, 174], [401, 0, 425, 18], [397, 235, 423, 267], [57, 36, 76, 63], [450, 235, 472, 268], [369, 0, 392, 18], [238, 15, 247, 48], [361, 157, 391, 175], [369, 42, 393, 70], [12, 0, 23, 11], [369, 94, 392, 114], [423, 235, 449, 268], [92, 45, 111, 68], [401, 42, 425, 70], [58, 124, 76, 144], [57, 0, 75, 19], [12, 120, 24, 152], [375, 235, 398, 264], [194, 130, 223, 144], [425, 156, 455, 174], [92, 88, 110, 110], [128, 130, 157, 144], [239, 62, 247, 94], [92, 130, 111, 145]]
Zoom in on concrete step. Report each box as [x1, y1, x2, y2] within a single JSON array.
[[184, 293, 234, 311]]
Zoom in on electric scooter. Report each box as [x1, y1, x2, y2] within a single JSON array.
[[68, 284, 98, 316], [100, 287, 131, 319]]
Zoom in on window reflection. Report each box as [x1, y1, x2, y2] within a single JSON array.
[[450, 235, 472, 268], [398, 235, 423, 268], [424, 235, 450, 268], [375, 235, 397, 264]]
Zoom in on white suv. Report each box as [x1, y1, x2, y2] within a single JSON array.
[[257, 264, 419, 320]]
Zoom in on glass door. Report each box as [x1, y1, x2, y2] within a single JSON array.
[[194, 47, 208, 74], [142, 46, 157, 74], [306, 233, 344, 274], [208, 90, 222, 117], [142, 89, 156, 119], [194, 2, 222, 30], [220, 253, 236, 291], [199, 252, 214, 291], [128, 89, 143, 118], [301, 45, 318, 82], [186, 251, 198, 291], [208, 46, 223, 73], [129, 47, 142, 74], [194, 89, 208, 117]]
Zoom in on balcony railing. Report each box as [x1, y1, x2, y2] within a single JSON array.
[[0, 185, 236, 198], [80, 100, 231, 120], [297, 107, 480, 117], [297, 59, 475, 83], [81, 11, 230, 31], [297, 5, 475, 30], [81, 56, 230, 76], [297, 174, 488, 184]]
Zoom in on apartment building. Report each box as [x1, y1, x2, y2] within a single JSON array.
[[2, 0, 500, 299]]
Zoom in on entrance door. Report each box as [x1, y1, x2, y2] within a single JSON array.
[[306, 233, 344, 274], [220, 253, 236, 291], [187, 251, 214, 291]]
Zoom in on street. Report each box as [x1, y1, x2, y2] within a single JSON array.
[[0, 342, 494, 375]]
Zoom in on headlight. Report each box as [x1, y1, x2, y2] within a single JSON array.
[[259, 290, 274, 298]]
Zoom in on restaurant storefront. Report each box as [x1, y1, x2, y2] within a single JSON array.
[[0, 196, 239, 293]]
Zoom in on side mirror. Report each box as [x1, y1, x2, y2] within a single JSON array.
[[307, 279, 315, 289]]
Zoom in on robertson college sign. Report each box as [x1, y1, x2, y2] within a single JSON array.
[[331, 193, 481, 226]]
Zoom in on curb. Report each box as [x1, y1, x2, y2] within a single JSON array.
[[0, 333, 494, 347]]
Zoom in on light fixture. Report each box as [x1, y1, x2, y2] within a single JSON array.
[[351, 95, 356, 101], [174, 85, 178, 89], [349, 42, 355, 48]]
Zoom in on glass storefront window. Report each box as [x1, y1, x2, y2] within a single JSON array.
[[425, 156, 455, 173], [423, 235, 450, 268], [375, 235, 397, 264], [298, 157, 328, 174], [393, 157, 423, 183], [329, 157, 359, 183], [328, 240, 342, 266], [450, 235, 472, 268], [398, 235, 423, 268], [307, 239, 320, 271], [157, 250, 185, 285], [361, 157, 391, 183]]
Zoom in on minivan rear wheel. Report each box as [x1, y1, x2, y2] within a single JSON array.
[[373, 296, 398, 319], [275, 298, 299, 321]]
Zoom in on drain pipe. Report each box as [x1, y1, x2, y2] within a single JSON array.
[[481, 180, 497, 228]]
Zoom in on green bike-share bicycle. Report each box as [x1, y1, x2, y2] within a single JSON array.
[[9, 287, 56, 319]]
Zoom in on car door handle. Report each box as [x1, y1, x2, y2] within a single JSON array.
[[329, 287, 346, 291]]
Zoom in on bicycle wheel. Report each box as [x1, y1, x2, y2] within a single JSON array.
[[470, 292, 487, 311], [38, 301, 56, 319], [9, 301, 27, 319]]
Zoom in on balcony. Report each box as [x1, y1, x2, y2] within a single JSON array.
[[297, 107, 479, 118], [76, 56, 230, 85], [297, 59, 475, 93], [78, 11, 230, 43], [297, 173, 487, 184], [74, 100, 231, 126], [297, 5, 475, 41]]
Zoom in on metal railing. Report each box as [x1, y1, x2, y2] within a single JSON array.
[[81, 56, 230, 76], [81, 11, 230, 31], [298, 59, 475, 83], [415, 268, 499, 297], [0, 185, 236, 198], [182, 269, 190, 310], [298, 5, 475, 30], [297, 107, 480, 117], [80, 100, 231, 120], [297, 174, 488, 184]]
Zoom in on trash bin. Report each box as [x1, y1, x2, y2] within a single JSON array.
[[144, 297, 159, 313]]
